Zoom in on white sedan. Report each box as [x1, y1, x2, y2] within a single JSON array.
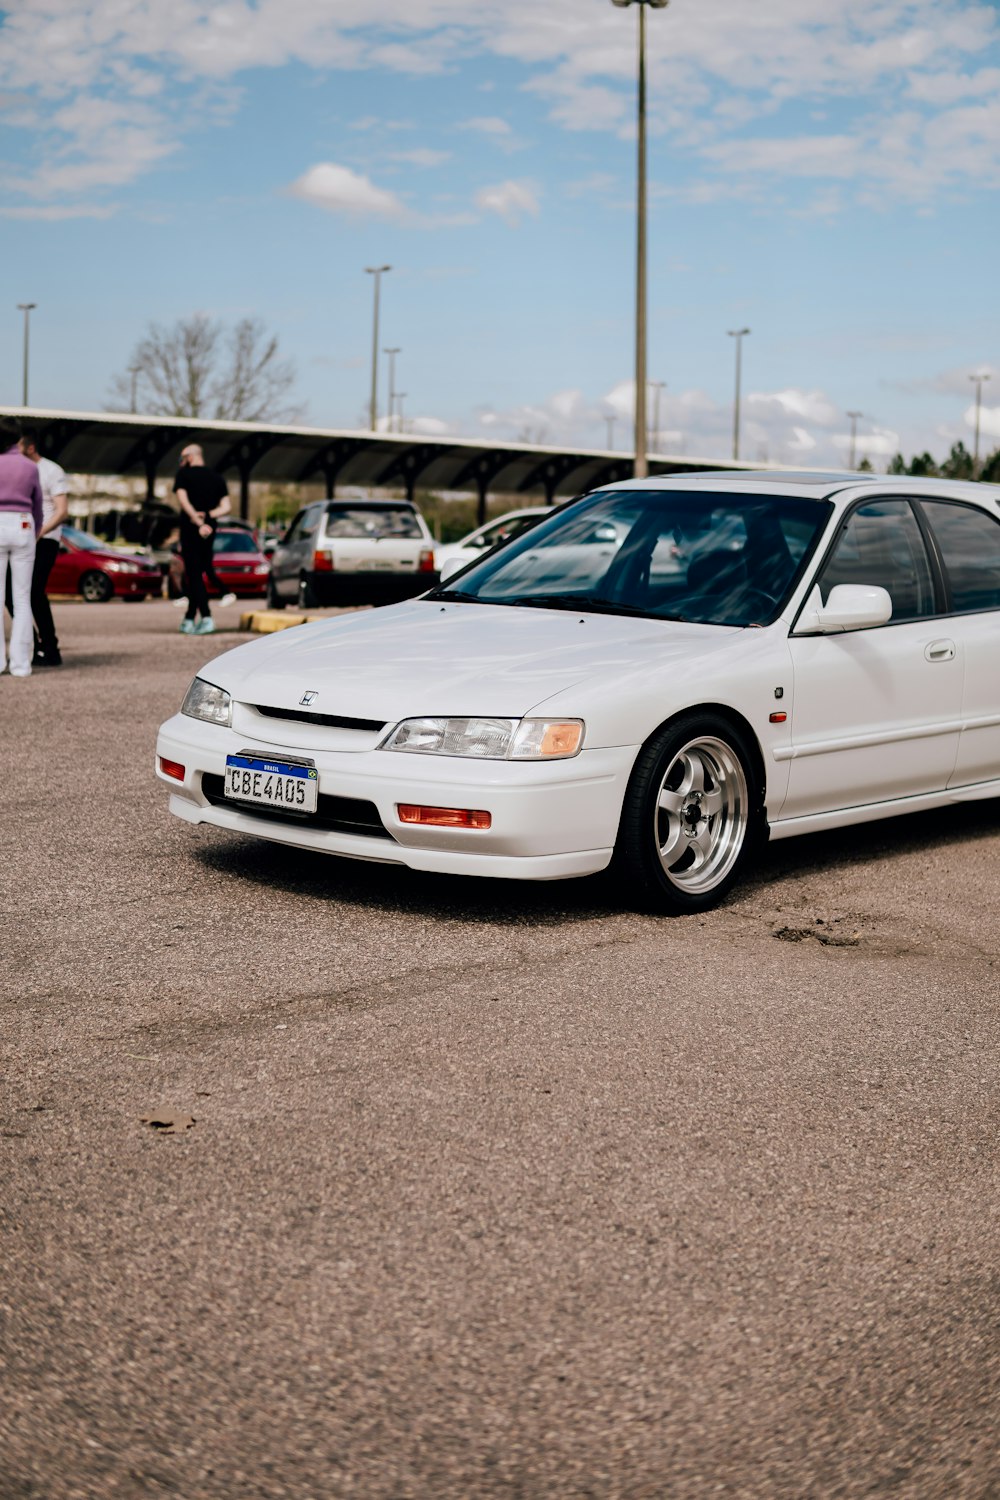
[[436, 507, 548, 583], [156, 472, 1000, 913]]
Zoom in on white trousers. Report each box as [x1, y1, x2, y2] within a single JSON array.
[[0, 512, 37, 676]]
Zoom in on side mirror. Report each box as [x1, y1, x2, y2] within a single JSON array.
[[796, 583, 892, 634]]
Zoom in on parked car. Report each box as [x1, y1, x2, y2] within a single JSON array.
[[48, 525, 163, 602], [436, 508, 549, 583], [266, 499, 437, 609], [167, 524, 270, 600], [157, 471, 1000, 914]]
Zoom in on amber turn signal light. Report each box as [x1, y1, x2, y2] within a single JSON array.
[[398, 804, 492, 829]]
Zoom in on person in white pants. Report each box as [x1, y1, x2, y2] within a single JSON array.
[[0, 418, 43, 677]]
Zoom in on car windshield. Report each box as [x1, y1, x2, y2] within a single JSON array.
[[61, 525, 110, 552], [325, 505, 422, 539], [213, 530, 257, 553], [430, 489, 832, 627]]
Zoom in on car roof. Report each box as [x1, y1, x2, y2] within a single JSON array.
[[599, 469, 1000, 507]]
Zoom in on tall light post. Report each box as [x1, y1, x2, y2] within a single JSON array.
[[396, 393, 407, 434], [611, 0, 669, 480], [129, 363, 141, 414], [727, 327, 750, 461], [384, 347, 401, 433], [16, 302, 36, 407], [649, 379, 666, 452], [847, 410, 863, 470], [970, 372, 991, 473], [365, 265, 391, 430]]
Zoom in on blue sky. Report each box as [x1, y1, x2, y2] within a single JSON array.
[[2, 0, 999, 467]]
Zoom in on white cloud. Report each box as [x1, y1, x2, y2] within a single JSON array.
[[288, 162, 405, 219], [2, 0, 999, 212], [474, 178, 540, 225], [462, 115, 512, 136]]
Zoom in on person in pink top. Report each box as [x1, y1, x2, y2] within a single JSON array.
[[0, 416, 44, 677]]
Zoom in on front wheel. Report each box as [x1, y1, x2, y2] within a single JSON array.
[[79, 570, 114, 604], [266, 577, 287, 611], [613, 714, 762, 914], [297, 574, 318, 610]]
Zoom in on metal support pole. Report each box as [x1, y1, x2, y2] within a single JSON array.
[[634, 3, 648, 478], [650, 380, 666, 452], [728, 327, 750, 461], [384, 347, 401, 433], [847, 410, 863, 470], [970, 372, 991, 473], [366, 266, 391, 431], [17, 303, 36, 407]]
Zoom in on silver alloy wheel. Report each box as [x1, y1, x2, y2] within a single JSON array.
[[653, 735, 748, 895]]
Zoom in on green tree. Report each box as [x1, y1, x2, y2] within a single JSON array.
[[980, 448, 1000, 484], [888, 453, 907, 474], [857, 456, 874, 473], [940, 440, 974, 480], [908, 452, 939, 477]]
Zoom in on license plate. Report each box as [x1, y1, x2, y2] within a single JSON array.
[[224, 754, 318, 813], [356, 559, 400, 572]]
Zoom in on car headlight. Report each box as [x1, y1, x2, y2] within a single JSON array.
[[181, 677, 232, 727], [104, 560, 139, 573], [379, 716, 584, 760]]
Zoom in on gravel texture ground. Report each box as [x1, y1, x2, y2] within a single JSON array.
[[1, 599, 998, 1500]]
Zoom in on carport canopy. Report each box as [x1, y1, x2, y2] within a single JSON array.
[[2, 406, 759, 523]]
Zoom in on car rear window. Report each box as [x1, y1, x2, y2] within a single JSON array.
[[324, 506, 422, 539], [214, 531, 257, 553]]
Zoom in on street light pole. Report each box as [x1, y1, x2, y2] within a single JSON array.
[[847, 410, 863, 470], [396, 393, 407, 435], [16, 302, 36, 407], [970, 372, 991, 474], [384, 347, 401, 433], [611, 0, 668, 480], [727, 327, 750, 461], [649, 379, 666, 452], [129, 364, 141, 414], [365, 265, 391, 430]]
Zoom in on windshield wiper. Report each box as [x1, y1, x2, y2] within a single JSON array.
[[505, 593, 687, 622], [426, 588, 502, 604]]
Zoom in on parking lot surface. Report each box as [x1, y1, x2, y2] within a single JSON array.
[[2, 600, 998, 1500]]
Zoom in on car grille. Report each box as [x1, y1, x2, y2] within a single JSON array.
[[200, 774, 392, 840], [254, 704, 386, 733]]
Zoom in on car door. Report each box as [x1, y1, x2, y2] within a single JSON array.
[[270, 510, 314, 599], [917, 498, 1000, 789], [780, 498, 962, 821], [47, 539, 79, 594]]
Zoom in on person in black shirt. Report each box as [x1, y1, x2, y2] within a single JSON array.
[[172, 444, 233, 635]]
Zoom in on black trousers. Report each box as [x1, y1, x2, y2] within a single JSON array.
[[4, 535, 60, 655], [181, 533, 220, 620]]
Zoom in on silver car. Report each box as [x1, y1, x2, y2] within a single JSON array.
[[267, 499, 438, 609]]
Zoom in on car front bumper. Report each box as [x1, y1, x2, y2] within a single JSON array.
[[155, 712, 637, 881]]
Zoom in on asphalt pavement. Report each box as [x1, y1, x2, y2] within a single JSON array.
[[1, 600, 998, 1500]]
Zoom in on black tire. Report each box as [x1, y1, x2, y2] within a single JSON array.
[[612, 712, 763, 914], [167, 577, 182, 600], [79, 570, 114, 604], [266, 577, 287, 611], [297, 574, 318, 610]]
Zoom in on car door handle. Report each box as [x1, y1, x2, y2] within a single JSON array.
[[924, 639, 955, 662]]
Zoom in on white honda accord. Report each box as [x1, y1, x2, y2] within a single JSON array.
[[156, 471, 1000, 913]]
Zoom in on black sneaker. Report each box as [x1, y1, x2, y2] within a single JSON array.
[[34, 649, 62, 667]]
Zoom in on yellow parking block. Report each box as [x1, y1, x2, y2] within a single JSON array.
[[239, 610, 313, 634]]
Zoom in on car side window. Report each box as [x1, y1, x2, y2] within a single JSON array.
[[816, 500, 935, 622], [283, 510, 307, 544], [919, 500, 1000, 613]]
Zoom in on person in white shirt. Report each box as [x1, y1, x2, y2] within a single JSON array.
[[14, 427, 69, 666]]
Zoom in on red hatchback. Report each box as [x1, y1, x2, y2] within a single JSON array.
[[48, 525, 164, 603], [167, 525, 270, 600]]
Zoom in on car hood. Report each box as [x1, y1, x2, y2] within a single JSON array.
[[209, 600, 740, 721]]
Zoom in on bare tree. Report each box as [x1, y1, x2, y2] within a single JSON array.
[[108, 314, 301, 422]]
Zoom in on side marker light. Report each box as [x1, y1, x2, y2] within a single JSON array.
[[398, 804, 492, 829], [769, 712, 787, 724], [159, 756, 186, 781]]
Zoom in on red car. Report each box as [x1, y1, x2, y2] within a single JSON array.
[[167, 525, 270, 600], [47, 525, 164, 602]]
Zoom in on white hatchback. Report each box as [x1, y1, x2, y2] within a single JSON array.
[[267, 498, 437, 609], [157, 472, 1000, 913]]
